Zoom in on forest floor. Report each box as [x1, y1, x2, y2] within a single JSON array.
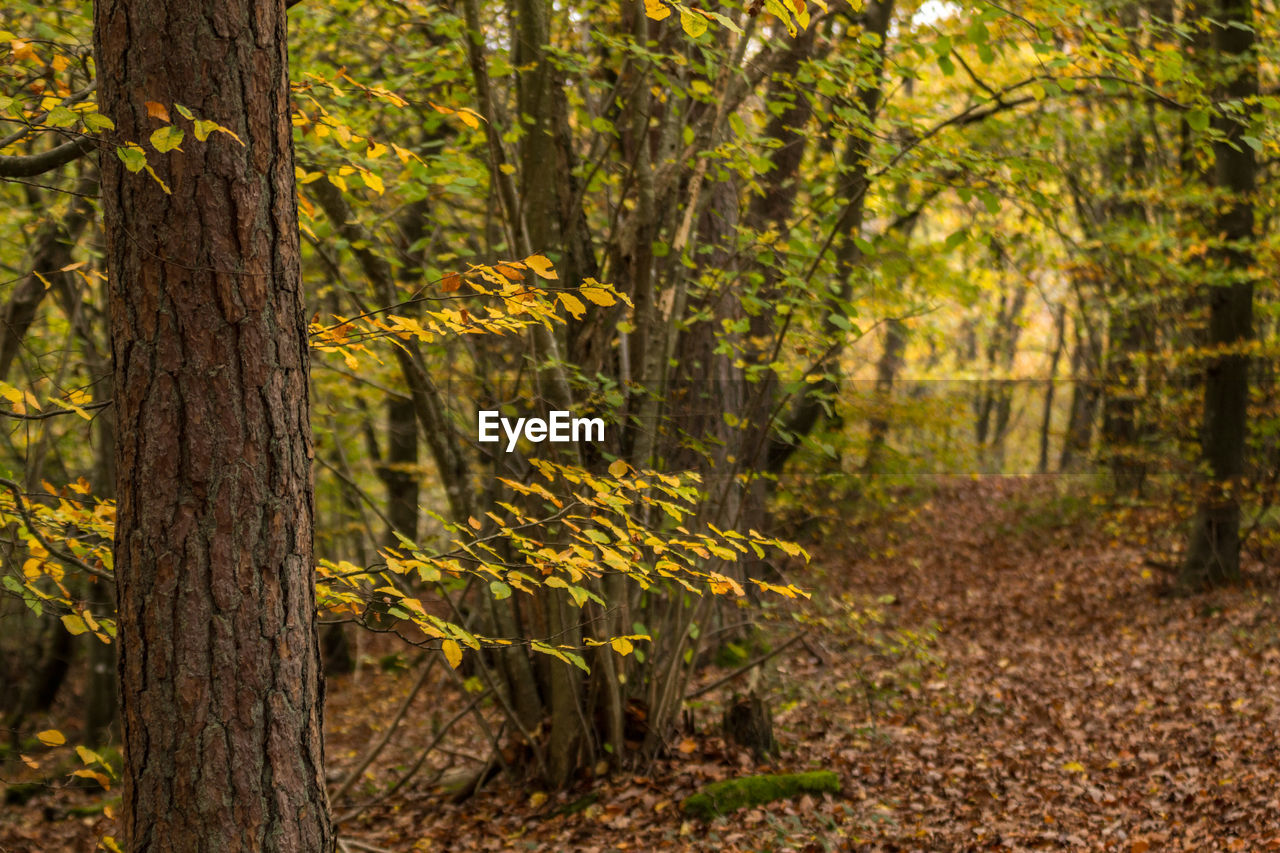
[[4, 476, 1280, 852]]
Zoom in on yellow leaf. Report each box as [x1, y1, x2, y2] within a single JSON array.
[[559, 292, 586, 319], [1062, 761, 1086, 773], [145, 165, 171, 194], [361, 170, 384, 195], [581, 286, 616, 306], [442, 639, 462, 669], [456, 109, 482, 129], [524, 254, 558, 279], [61, 613, 89, 635], [468, 516, 482, 530], [608, 459, 629, 478], [778, 540, 807, 558], [72, 768, 111, 788], [643, 0, 672, 20], [144, 101, 170, 122], [680, 8, 708, 37], [37, 729, 65, 747], [610, 637, 634, 655], [0, 382, 24, 407]]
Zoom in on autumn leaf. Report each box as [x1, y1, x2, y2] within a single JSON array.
[[679, 8, 708, 37], [559, 292, 587, 318], [524, 254, 558, 279], [643, 0, 672, 20], [580, 285, 617, 306], [441, 639, 463, 669], [149, 125, 184, 153], [441, 272, 463, 293], [36, 729, 65, 747], [145, 101, 170, 122]]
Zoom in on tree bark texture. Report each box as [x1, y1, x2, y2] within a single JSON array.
[[94, 0, 332, 849]]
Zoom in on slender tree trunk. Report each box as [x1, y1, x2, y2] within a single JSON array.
[[95, 0, 332, 849], [1060, 313, 1101, 473], [864, 318, 907, 474], [1038, 304, 1066, 475]]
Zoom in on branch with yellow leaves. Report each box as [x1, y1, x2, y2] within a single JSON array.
[[0, 477, 112, 582]]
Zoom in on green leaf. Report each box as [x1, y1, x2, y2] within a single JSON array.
[[149, 125, 184, 152], [82, 112, 115, 132], [46, 106, 78, 128], [489, 580, 512, 600], [116, 144, 147, 173], [679, 7, 708, 37], [1187, 109, 1211, 133]]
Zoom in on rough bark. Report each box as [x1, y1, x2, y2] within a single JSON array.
[[94, 0, 332, 849]]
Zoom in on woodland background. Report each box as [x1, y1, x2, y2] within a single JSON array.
[[1, 0, 1278, 849]]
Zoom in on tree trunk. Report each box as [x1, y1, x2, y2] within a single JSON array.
[[1059, 316, 1101, 473], [864, 318, 907, 474], [94, 0, 332, 849], [1038, 305, 1066, 474], [1180, 0, 1256, 591]]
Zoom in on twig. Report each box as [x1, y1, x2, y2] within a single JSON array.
[[331, 656, 437, 804], [334, 689, 491, 825], [686, 632, 807, 700], [0, 400, 112, 420], [337, 840, 394, 853]]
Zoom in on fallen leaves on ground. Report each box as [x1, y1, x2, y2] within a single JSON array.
[[6, 477, 1280, 851]]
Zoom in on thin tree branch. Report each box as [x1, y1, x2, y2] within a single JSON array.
[[0, 136, 95, 179]]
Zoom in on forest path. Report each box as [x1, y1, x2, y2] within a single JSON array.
[[828, 476, 1280, 851]]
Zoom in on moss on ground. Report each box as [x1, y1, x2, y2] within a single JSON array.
[[680, 770, 840, 819]]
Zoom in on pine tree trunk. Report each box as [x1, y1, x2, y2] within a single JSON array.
[[94, 0, 332, 849]]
